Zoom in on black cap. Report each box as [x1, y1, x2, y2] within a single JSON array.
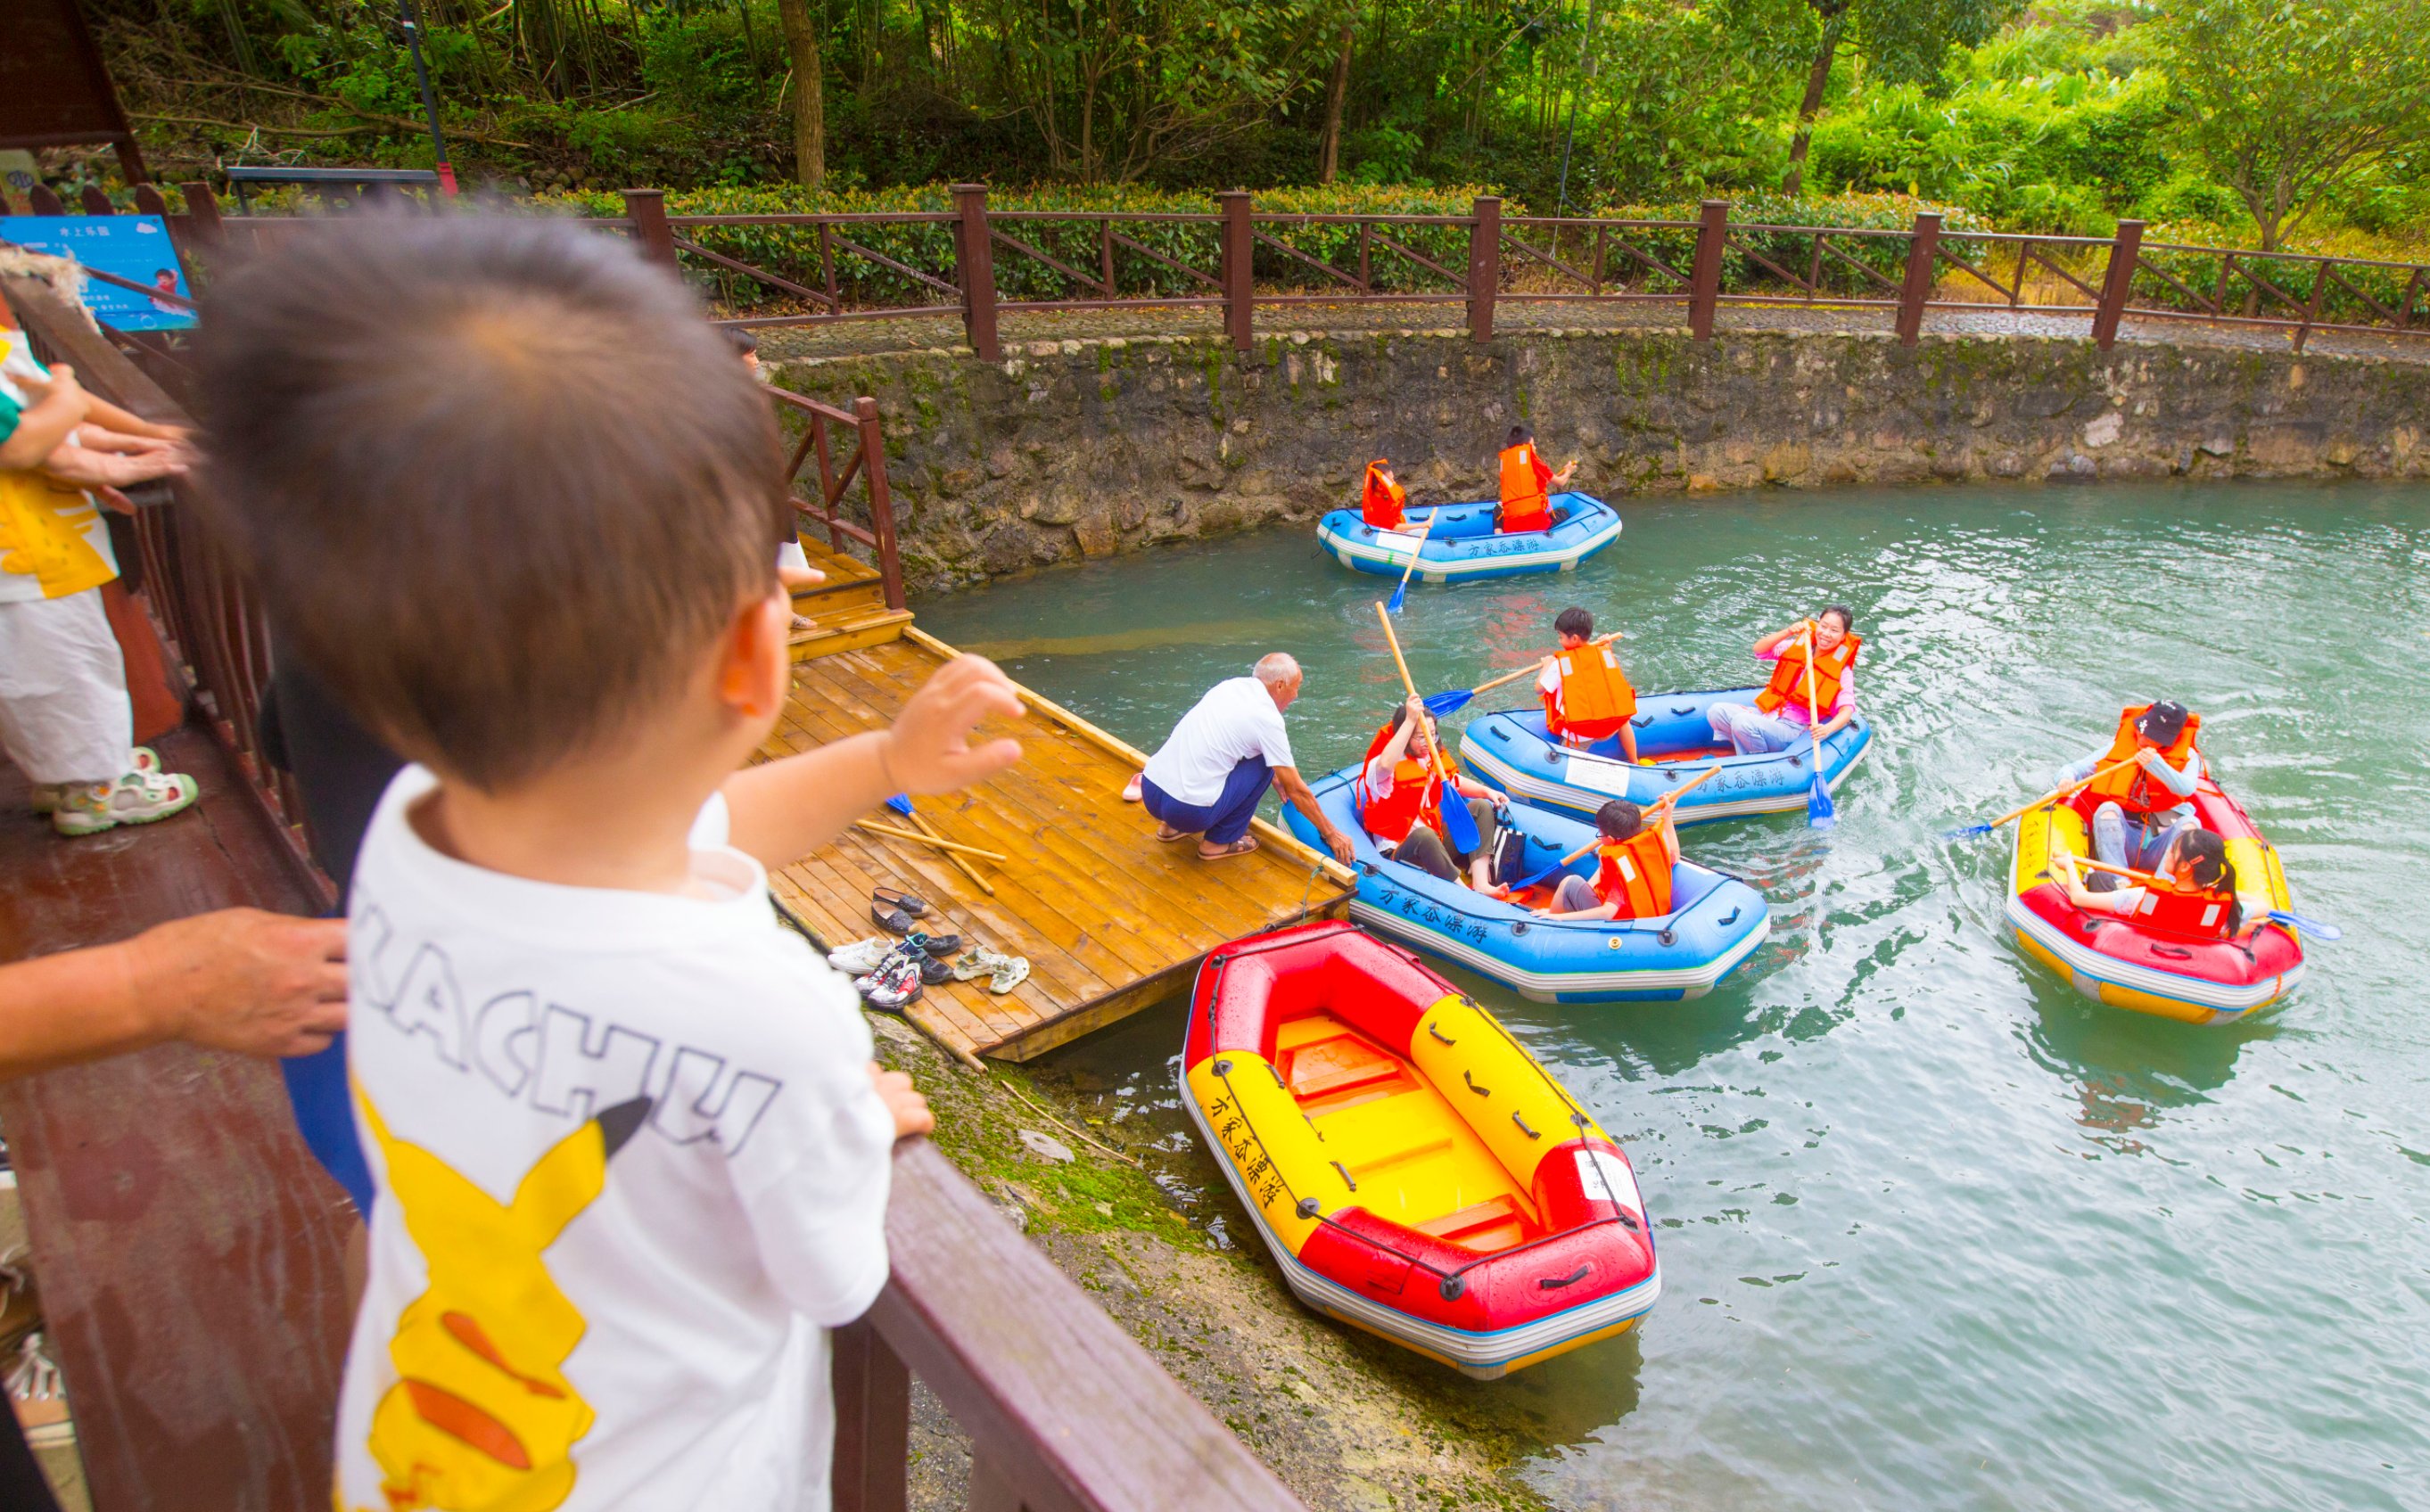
[[2138, 700, 2189, 744]]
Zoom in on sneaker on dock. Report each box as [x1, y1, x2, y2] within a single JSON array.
[[29, 747, 162, 815], [853, 951, 924, 1011], [52, 765, 199, 837]]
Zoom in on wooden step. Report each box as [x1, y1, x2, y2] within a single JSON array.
[[788, 605, 913, 661]]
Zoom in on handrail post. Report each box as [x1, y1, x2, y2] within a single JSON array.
[[81, 185, 116, 216], [2294, 256, 2327, 354], [855, 396, 905, 611], [1219, 190, 1254, 352], [28, 184, 65, 215], [179, 182, 225, 252], [951, 184, 1001, 362], [1466, 194, 1501, 342], [1688, 199, 1728, 341], [622, 188, 678, 271], [1894, 210, 1942, 346], [2091, 218, 2144, 350], [830, 1318, 910, 1512]]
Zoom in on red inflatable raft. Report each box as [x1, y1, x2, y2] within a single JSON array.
[[1181, 921, 1660, 1377]]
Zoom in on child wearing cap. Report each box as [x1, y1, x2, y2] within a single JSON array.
[[2052, 699, 2205, 892]]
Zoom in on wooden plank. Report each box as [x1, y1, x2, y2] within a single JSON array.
[[0, 725, 354, 1512]]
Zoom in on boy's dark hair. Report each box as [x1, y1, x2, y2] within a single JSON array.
[[1554, 606, 1594, 641], [724, 326, 760, 356], [1506, 424, 1533, 448], [1594, 800, 1643, 841], [196, 217, 783, 792], [1821, 604, 1856, 631]]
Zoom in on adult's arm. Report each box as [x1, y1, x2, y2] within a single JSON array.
[[1271, 764, 1355, 864], [2050, 745, 2109, 791], [0, 366, 89, 468], [0, 909, 347, 1081]]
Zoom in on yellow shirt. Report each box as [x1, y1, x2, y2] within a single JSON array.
[[0, 328, 119, 601]]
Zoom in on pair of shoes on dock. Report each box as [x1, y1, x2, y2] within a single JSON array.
[[951, 946, 1029, 995], [871, 884, 928, 933]]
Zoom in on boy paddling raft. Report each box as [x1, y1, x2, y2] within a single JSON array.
[[1536, 606, 1638, 761]]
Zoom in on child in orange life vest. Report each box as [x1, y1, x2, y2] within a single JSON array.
[[1495, 425, 1576, 534], [1709, 605, 1860, 755], [1535, 606, 1637, 761], [1535, 800, 1679, 922], [1360, 460, 1406, 530], [2051, 699, 2203, 893], [2051, 828, 2247, 941], [1360, 696, 1509, 888]]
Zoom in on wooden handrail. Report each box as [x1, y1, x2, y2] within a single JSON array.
[[851, 1138, 1307, 1512]]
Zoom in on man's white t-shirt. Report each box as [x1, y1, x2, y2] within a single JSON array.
[[1141, 676, 1296, 807], [336, 766, 894, 1512]]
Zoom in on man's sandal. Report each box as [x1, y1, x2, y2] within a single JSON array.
[[1153, 825, 1194, 843], [1198, 837, 1258, 861]]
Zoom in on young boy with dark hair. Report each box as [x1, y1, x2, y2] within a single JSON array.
[[197, 217, 1022, 1512], [1535, 605, 1637, 761], [1535, 798, 1679, 922]]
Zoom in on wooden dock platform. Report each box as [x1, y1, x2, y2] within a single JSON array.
[[768, 544, 1355, 1063]]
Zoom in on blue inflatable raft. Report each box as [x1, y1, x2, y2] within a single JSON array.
[[1316, 495, 1622, 584], [1281, 765, 1770, 1002], [1457, 690, 1873, 826]]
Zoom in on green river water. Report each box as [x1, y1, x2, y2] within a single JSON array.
[[915, 481, 2430, 1512]]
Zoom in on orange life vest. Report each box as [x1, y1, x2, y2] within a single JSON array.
[[2125, 875, 2237, 941], [1544, 642, 1636, 740], [1361, 462, 1406, 529], [1592, 828, 1675, 919], [1754, 629, 1862, 717], [1497, 444, 1552, 532], [1358, 723, 1443, 847], [2077, 704, 2203, 818]]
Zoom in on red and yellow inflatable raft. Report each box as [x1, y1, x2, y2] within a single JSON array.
[[1181, 921, 1660, 1378]]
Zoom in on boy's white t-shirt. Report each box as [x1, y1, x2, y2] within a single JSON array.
[[336, 765, 894, 1512]]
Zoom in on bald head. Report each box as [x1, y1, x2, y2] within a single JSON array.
[[1254, 653, 1303, 711]]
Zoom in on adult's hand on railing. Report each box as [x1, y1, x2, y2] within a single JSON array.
[[869, 1061, 934, 1138]]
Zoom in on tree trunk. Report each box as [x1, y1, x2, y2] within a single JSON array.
[[777, 0, 826, 188], [1780, 5, 1847, 197], [1317, 24, 1353, 184]]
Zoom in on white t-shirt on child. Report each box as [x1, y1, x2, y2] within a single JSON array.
[[335, 766, 894, 1512]]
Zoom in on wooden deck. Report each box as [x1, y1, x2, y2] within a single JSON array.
[[764, 554, 1354, 1063]]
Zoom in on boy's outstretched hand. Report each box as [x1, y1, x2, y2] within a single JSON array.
[[869, 1062, 935, 1139], [881, 654, 1025, 796]]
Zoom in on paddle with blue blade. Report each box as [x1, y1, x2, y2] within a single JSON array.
[[1373, 601, 1480, 854], [1798, 628, 1836, 830], [1384, 504, 1443, 613], [1942, 757, 2138, 841], [885, 793, 995, 896], [1423, 629, 1622, 718], [1506, 767, 1717, 891]]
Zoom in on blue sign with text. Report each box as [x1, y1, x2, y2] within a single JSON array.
[[0, 215, 194, 332]]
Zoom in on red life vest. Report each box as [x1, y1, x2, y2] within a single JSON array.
[[1544, 642, 1636, 741], [1358, 723, 1443, 846], [2126, 875, 2238, 941], [1497, 444, 1552, 533], [1592, 829, 1675, 919], [1361, 462, 1406, 529], [2076, 704, 2203, 818], [1754, 629, 1862, 717]]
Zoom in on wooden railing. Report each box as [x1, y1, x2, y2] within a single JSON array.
[[771, 384, 906, 611], [1, 250, 1306, 1512], [26, 179, 2430, 363]]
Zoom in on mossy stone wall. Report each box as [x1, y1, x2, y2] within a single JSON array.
[[771, 329, 2430, 591]]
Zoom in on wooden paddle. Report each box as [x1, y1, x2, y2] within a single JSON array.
[[885, 793, 996, 897], [1372, 600, 1481, 854], [1385, 500, 1441, 613], [1426, 630, 1624, 716], [1798, 626, 1836, 830], [1945, 757, 2139, 839], [852, 819, 1009, 863]]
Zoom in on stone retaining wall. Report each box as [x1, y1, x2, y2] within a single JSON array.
[[770, 327, 2430, 591]]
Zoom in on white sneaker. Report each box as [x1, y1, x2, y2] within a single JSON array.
[[52, 765, 199, 837], [828, 936, 896, 974], [29, 746, 160, 814]]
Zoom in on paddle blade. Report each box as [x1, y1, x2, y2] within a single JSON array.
[[1807, 772, 1836, 829], [1423, 688, 1473, 717], [1941, 821, 1997, 840], [1440, 790, 1482, 853], [1387, 577, 1412, 613], [2268, 910, 2342, 942], [885, 793, 913, 818]]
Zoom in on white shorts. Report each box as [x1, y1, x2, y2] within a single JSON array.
[[0, 587, 134, 785]]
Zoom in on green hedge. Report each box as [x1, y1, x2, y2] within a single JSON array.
[[547, 183, 1502, 309]]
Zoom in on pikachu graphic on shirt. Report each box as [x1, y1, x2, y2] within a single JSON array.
[[355, 1089, 652, 1512]]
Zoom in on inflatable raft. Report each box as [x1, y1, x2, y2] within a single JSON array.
[[1459, 690, 1873, 826], [2006, 779, 2304, 1023], [1181, 922, 1660, 1377], [1316, 495, 1622, 584], [1282, 766, 1768, 1001]]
